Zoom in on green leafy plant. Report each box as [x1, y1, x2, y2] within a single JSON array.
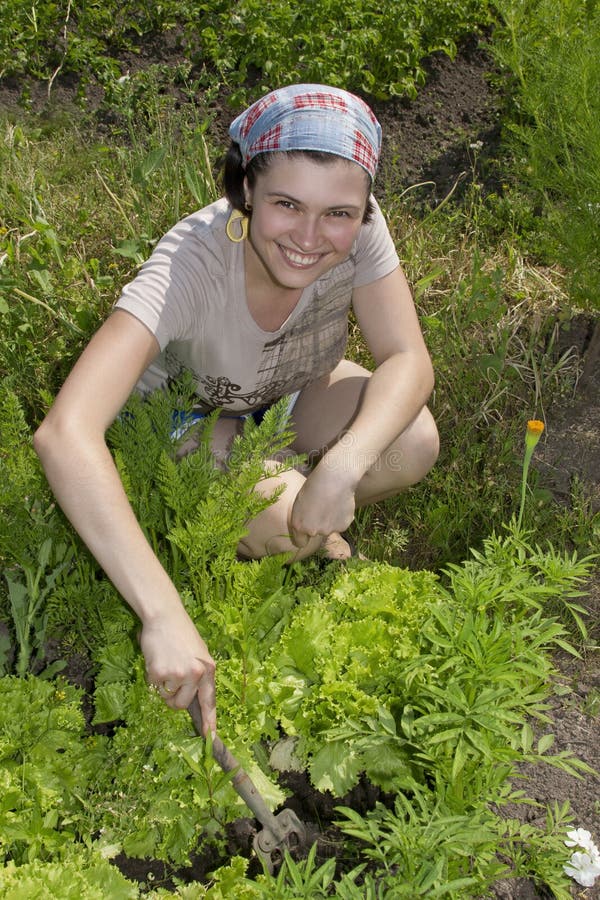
[[336, 792, 578, 898], [4, 537, 72, 677], [0, 0, 491, 103], [188, 0, 491, 104], [0, 675, 107, 866], [0, 382, 79, 674], [0, 848, 140, 899]]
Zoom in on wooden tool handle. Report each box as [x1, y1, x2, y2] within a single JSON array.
[[187, 695, 285, 838]]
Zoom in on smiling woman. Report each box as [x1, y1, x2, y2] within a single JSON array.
[[33, 83, 438, 732]]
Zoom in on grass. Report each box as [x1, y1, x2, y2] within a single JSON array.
[[487, 0, 600, 310]]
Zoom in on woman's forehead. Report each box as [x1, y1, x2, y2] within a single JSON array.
[[253, 153, 370, 196]]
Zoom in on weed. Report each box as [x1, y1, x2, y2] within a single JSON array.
[[490, 0, 600, 309]]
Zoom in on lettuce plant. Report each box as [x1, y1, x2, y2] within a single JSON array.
[[0, 675, 107, 866]]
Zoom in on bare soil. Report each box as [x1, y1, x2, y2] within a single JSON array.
[[1, 33, 598, 898]]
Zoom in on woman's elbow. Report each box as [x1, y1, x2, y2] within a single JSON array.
[[33, 413, 79, 468], [33, 416, 52, 460], [421, 352, 435, 399]]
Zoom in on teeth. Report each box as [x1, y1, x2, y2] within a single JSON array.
[[280, 246, 321, 267]]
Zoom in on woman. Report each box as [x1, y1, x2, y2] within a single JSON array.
[[34, 84, 439, 734]]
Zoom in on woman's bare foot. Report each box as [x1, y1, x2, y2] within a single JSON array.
[[322, 531, 354, 560]]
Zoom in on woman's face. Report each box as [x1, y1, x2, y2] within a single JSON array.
[[243, 155, 370, 293]]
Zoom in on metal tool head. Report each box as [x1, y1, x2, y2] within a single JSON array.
[[252, 807, 308, 874]]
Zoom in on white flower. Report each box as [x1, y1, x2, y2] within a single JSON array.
[[565, 828, 597, 852], [563, 829, 600, 887], [563, 850, 600, 887]]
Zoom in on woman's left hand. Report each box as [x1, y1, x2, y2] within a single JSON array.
[[289, 463, 357, 548]]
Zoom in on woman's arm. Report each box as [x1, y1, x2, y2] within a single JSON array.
[[33, 310, 216, 732], [289, 266, 435, 544], [323, 265, 434, 482]]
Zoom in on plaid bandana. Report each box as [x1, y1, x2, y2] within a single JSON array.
[[229, 84, 382, 180]]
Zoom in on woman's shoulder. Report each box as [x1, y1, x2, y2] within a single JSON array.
[[149, 198, 239, 274], [169, 197, 232, 243], [350, 195, 399, 285]]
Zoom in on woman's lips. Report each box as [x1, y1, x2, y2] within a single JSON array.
[[278, 244, 323, 268]]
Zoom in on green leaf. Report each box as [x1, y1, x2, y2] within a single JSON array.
[[92, 683, 130, 723], [537, 733, 555, 754], [521, 722, 534, 753], [451, 735, 469, 781], [133, 146, 167, 183], [112, 239, 145, 263], [310, 741, 362, 795]]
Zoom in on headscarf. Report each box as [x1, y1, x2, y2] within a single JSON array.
[[229, 84, 382, 180]]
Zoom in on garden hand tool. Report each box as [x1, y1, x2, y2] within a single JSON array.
[[188, 695, 308, 873]]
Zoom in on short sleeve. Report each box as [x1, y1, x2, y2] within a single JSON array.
[[114, 201, 233, 350], [351, 197, 400, 289]]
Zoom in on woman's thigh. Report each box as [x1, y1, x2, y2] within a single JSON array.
[[290, 359, 369, 456], [290, 358, 439, 503]]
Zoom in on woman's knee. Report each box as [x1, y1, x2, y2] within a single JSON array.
[[357, 406, 439, 504], [403, 406, 439, 479], [390, 406, 439, 486]]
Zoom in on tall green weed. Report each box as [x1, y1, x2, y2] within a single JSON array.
[[490, 0, 600, 309]]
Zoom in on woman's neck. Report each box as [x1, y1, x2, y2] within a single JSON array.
[[244, 242, 304, 332]]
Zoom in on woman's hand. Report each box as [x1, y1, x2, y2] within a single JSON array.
[[289, 462, 357, 548], [140, 604, 217, 737]]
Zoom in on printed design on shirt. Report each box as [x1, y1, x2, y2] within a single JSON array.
[[197, 373, 290, 410], [163, 350, 286, 412], [163, 352, 271, 411], [255, 271, 353, 399]]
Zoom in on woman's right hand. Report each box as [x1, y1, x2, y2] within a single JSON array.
[[140, 603, 217, 736]]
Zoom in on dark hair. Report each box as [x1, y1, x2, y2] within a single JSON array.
[[222, 142, 375, 224]]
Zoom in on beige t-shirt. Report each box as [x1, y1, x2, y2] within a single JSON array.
[[115, 197, 399, 414]]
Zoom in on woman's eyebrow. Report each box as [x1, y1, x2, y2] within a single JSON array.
[[264, 190, 362, 211]]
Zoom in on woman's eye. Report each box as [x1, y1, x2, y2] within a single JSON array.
[[277, 200, 295, 209], [329, 210, 350, 218]]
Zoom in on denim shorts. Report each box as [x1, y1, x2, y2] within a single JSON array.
[[170, 391, 300, 440]]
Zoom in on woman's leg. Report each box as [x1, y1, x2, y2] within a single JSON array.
[[290, 358, 439, 505], [187, 361, 438, 560], [239, 359, 438, 559], [236, 464, 325, 561]]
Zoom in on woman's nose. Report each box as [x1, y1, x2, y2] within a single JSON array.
[[291, 215, 321, 250]]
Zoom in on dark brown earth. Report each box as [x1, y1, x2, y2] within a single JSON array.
[[1, 34, 599, 898]]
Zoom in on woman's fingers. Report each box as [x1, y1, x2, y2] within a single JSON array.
[[142, 613, 217, 729]]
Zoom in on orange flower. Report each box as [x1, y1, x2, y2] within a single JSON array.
[[525, 419, 545, 453], [518, 418, 546, 529], [527, 420, 545, 436]]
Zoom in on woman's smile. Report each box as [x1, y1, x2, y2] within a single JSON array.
[[277, 244, 324, 268]]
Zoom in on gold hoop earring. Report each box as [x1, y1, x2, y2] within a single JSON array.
[[226, 208, 249, 243]]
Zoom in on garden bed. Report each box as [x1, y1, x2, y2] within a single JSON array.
[[1, 24, 599, 899]]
